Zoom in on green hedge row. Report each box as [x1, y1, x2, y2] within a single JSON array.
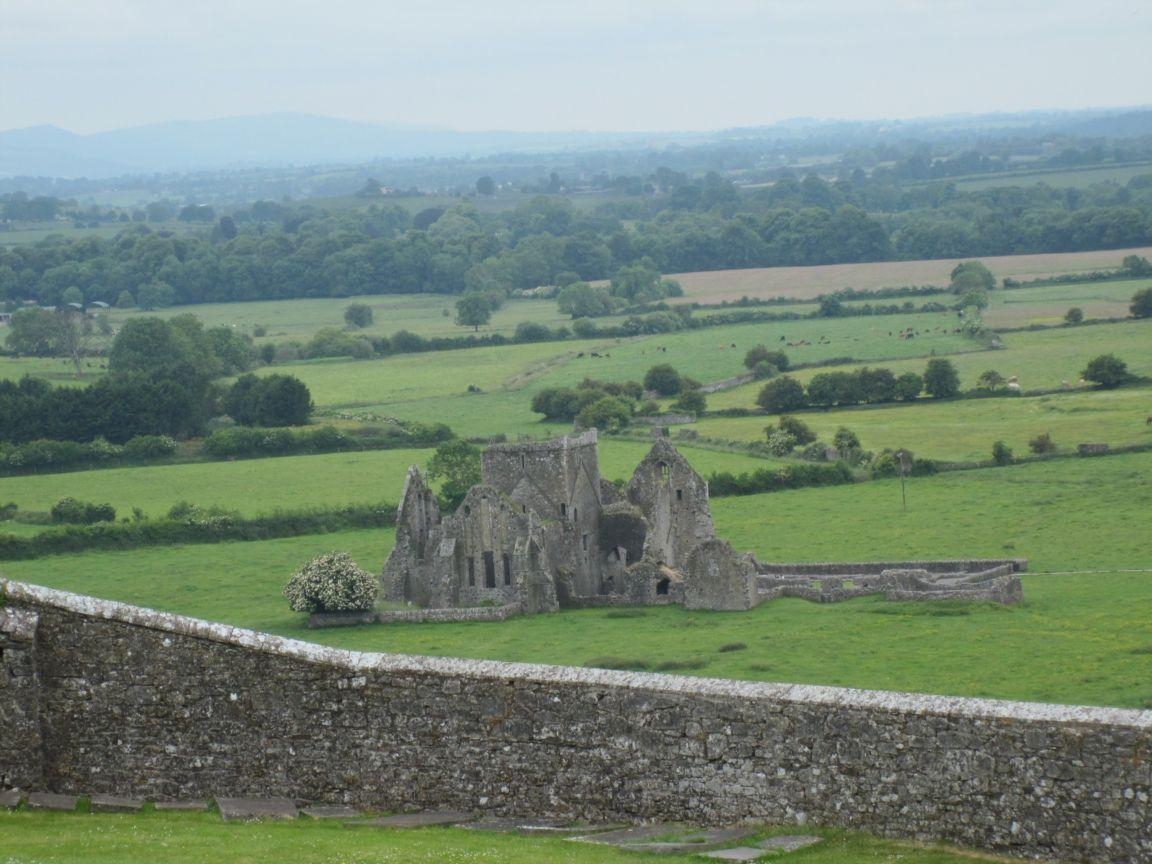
[[707, 461, 856, 497], [0, 503, 396, 560]]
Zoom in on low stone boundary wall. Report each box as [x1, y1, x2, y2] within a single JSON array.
[[309, 604, 521, 628], [1, 578, 1149, 864], [756, 558, 1027, 576]]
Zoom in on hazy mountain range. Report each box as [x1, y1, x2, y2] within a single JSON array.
[[2, 108, 1150, 180]]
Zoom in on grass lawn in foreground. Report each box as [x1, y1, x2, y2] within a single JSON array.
[[0, 811, 1005, 864]]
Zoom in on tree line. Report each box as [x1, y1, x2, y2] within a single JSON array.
[[3, 168, 1151, 310]]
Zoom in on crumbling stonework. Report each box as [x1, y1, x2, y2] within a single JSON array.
[[1, 579, 1148, 864], [0, 606, 42, 790], [382, 432, 729, 613], [382, 434, 1027, 615]]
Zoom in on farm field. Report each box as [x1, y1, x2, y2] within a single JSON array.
[[953, 161, 1152, 190], [0, 811, 995, 864], [699, 387, 1152, 462], [707, 317, 1152, 413], [982, 277, 1151, 327], [6, 453, 1150, 708], [663, 246, 1152, 303], [0, 440, 776, 524]]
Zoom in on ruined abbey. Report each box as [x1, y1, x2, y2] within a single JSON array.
[[381, 432, 1025, 616]]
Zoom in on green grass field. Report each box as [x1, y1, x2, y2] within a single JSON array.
[[982, 277, 1151, 327], [0, 811, 1001, 864], [699, 387, 1152, 462], [6, 453, 1150, 708], [953, 162, 1152, 191], [0, 440, 775, 523]]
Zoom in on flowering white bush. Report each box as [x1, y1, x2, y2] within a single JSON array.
[[283, 552, 378, 613]]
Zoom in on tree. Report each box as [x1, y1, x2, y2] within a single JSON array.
[[893, 372, 922, 401], [4, 307, 101, 378], [427, 439, 481, 511], [743, 345, 789, 373], [1064, 307, 1084, 325], [557, 282, 615, 318], [136, 280, 175, 310], [1081, 354, 1129, 389], [757, 376, 806, 414], [225, 373, 312, 426], [833, 427, 861, 459], [343, 303, 373, 328], [976, 369, 1006, 391], [776, 415, 816, 445], [475, 176, 496, 196], [115, 290, 135, 309], [765, 429, 797, 456], [576, 395, 634, 432], [924, 358, 960, 398], [1130, 287, 1152, 319], [643, 364, 683, 397], [454, 293, 493, 331], [949, 261, 995, 293], [991, 440, 1014, 466], [1121, 254, 1152, 277], [671, 388, 706, 414]]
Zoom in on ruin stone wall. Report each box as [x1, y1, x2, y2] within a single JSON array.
[[1, 579, 1149, 864]]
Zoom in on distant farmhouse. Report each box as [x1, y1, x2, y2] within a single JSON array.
[[381, 432, 1024, 618]]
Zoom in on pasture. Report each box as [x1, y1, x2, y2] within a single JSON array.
[[0, 440, 776, 524], [5, 453, 1150, 709], [663, 246, 1152, 303], [700, 387, 1152, 462], [953, 162, 1152, 191]]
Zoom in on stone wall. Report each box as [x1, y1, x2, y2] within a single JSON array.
[[0, 606, 42, 790], [1, 578, 1149, 864]]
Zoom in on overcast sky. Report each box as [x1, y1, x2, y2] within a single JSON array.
[[1, 0, 1149, 135]]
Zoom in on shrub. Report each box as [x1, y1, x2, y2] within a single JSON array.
[[765, 429, 797, 456], [743, 345, 789, 372], [1064, 307, 1084, 325], [991, 440, 1014, 466], [283, 552, 378, 613], [50, 497, 116, 525], [123, 434, 177, 461], [1028, 432, 1057, 455], [776, 415, 816, 445], [343, 303, 373, 328], [671, 388, 706, 414], [893, 372, 923, 401], [576, 396, 634, 432], [1130, 287, 1152, 319], [1081, 354, 1129, 389]]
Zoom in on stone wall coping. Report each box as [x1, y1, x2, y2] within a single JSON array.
[[485, 429, 598, 453], [4, 578, 1149, 730]]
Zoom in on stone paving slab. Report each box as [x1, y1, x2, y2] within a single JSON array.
[[27, 792, 78, 812], [572, 824, 756, 852], [301, 805, 363, 819], [464, 817, 629, 835], [758, 836, 824, 852], [89, 794, 145, 813], [700, 848, 767, 862], [0, 789, 23, 809], [344, 810, 475, 829], [216, 797, 299, 821], [153, 800, 211, 811]]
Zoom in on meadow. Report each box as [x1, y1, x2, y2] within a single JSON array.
[[662, 246, 1152, 303], [953, 161, 1152, 191], [6, 453, 1150, 709], [0, 440, 776, 523], [0, 810, 1003, 864]]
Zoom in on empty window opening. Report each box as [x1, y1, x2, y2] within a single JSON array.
[[573, 507, 578, 522], [467, 557, 476, 586], [502, 553, 512, 585], [581, 533, 589, 551], [483, 551, 496, 588], [659, 461, 669, 480], [656, 578, 670, 595], [613, 548, 622, 562], [464, 505, 471, 516], [560, 503, 567, 518], [676, 489, 683, 501]]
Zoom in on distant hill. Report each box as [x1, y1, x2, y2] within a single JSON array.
[[0, 113, 657, 179], [2, 107, 1150, 180]]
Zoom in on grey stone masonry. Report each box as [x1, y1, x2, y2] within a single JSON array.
[[1, 578, 1149, 864], [0, 606, 42, 790]]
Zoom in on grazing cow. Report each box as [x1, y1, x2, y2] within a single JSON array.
[[1146, 415, 1152, 425], [576, 352, 585, 358]]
